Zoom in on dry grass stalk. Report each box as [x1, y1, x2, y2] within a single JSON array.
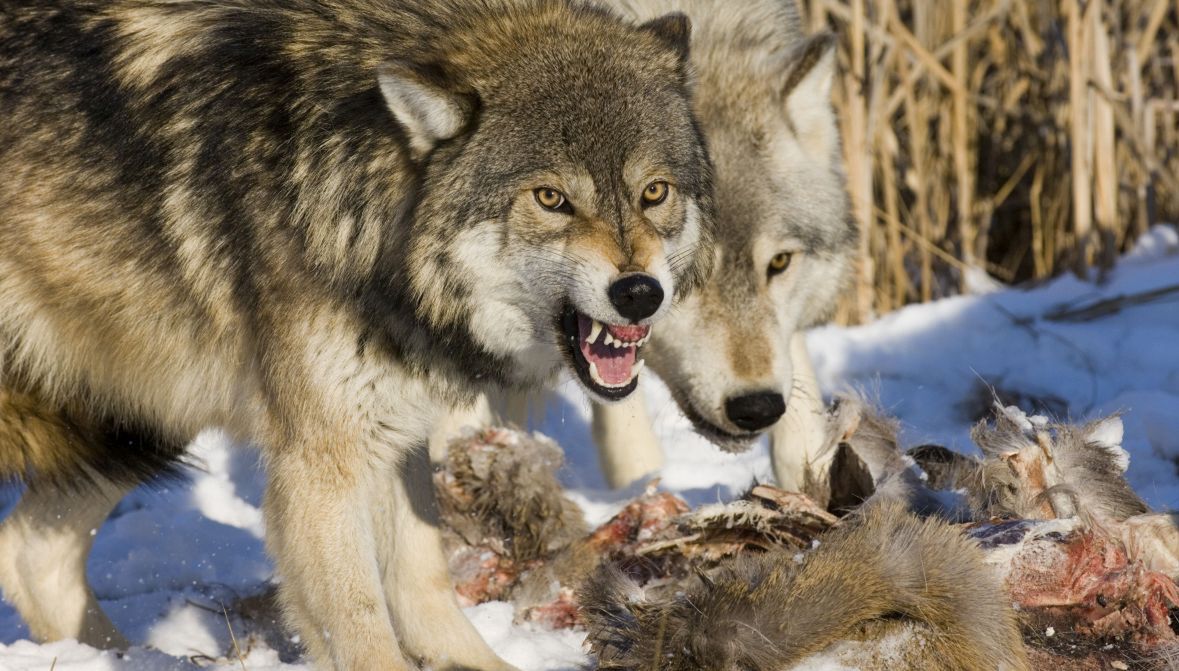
[[796, 0, 1179, 321]]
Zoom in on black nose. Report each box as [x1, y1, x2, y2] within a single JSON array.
[[725, 392, 786, 432], [608, 273, 665, 322]]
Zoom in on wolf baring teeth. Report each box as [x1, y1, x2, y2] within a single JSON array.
[[0, 1, 715, 669]]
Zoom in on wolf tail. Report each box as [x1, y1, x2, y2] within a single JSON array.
[[0, 387, 185, 490], [583, 500, 1028, 670]]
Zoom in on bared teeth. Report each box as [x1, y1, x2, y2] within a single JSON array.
[[633, 359, 645, 375], [584, 320, 651, 348]]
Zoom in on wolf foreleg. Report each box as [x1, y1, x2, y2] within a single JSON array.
[[592, 392, 662, 489], [427, 396, 493, 463], [771, 333, 831, 492], [0, 387, 133, 649], [263, 442, 412, 671], [374, 447, 519, 671]]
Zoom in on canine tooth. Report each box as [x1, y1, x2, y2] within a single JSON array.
[[587, 320, 603, 345], [632, 359, 645, 378], [603, 332, 616, 347], [588, 360, 605, 386]]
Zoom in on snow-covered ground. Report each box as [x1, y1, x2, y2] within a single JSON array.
[[2, 226, 1177, 670]]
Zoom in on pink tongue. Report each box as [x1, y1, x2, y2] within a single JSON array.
[[577, 315, 637, 386]]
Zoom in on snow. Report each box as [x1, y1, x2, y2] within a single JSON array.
[[805, 225, 1179, 511], [2, 226, 1177, 669]]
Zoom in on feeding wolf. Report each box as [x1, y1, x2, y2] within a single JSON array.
[[0, 1, 714, 669]]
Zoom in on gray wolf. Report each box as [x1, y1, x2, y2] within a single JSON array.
[[0, 1, 715, 668], [476, 0, 854, 489]]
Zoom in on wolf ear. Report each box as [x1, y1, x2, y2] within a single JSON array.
[[781, 32, 837, 102], [640, 13, 691, 63], [781, 32, 839, 159], [377, 62, 470, 157]]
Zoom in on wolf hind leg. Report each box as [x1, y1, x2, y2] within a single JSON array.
[[771, 333, 832, 492], [376, 446, 518, 671], [0, 388, 131, 648], [0, 382, 187, 649], [0, 479, 130, 649]]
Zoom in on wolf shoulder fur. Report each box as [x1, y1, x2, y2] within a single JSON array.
[[0, 1, 716, 669]]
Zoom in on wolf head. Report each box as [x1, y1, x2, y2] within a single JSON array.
[[387, 4, 714, 401], [632, 4, 856, 450]]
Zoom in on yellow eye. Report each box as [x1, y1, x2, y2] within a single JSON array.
[[534, 187, 569, 213], [641, 180, 669, 206], [768, 252, 792, 277]]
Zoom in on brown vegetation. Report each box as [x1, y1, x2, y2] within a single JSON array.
[[796, 0, 1179, 319]]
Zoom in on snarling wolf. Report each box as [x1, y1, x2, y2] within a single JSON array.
[[485, 0, 854, 488], [0, 1, 715, 668]]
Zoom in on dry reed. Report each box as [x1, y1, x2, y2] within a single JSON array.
[[795, 0, 1179, 321]]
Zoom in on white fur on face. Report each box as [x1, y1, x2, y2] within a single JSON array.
[[657, 311, 789, 420], [449, 224, 564, 383], [659, 199, 702, 295], [648, 236, 853, 440]]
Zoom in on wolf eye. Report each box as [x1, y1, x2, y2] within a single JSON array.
[[534, 187, 572, 214], [641, 180, 669, 207], [767, 252, 792, 277]]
